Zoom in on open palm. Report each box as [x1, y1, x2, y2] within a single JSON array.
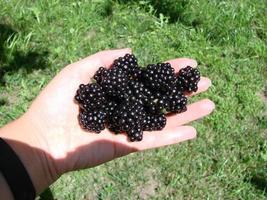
[[23, 48, 215, 176]]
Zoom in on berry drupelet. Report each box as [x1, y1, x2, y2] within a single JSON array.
[[176, 66, 200, 93]]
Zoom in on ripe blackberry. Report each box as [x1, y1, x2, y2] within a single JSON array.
[[112, 54, 141, 79], [93, 67, 108, 84], [142, 62, 176, 92], [127, 124, 143, 142], [104, 101, 118, 117], [101, 68, 129, 99], [75, 83, 106, 110], [127, 80, 152, 104], [105, 101, 121, 133], [145, 101, 163, 114], [165, 87, 187, 113], [168, 95, 187, 113], [79, 109, 107, 133], [110, 100, 145, 133], [106, 114, 121, 133], [145, 93, 169, 114], [143, 114, 166, 131], [176, 66, 200, 93]]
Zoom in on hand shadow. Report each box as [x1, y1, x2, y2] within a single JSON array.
[[249, 173, 267, 195], [117, 0, 190, 24], [39, 187, 54, 200]]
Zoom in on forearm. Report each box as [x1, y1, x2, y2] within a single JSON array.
[[0, 116, 57, 196]]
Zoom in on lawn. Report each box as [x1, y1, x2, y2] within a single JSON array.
[[0, 0, 267, 199]]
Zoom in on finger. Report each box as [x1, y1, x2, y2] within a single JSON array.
[[165, 58, 198, 72], [92, 48, 132, 67], [133, 126, 196, 151], [69, 48, 132, 74], [186, 77, 212, 96], [166, 99, 215, 128], [111, 125, 196, 154]]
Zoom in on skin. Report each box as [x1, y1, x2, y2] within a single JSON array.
[[0, 48, 215, 199]]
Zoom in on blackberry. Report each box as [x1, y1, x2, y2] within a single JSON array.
[[145, 101, 163, 114], [165, 87, 187, 113], [93, 67, 108, 84], [143, 114, 166, 131], [176, 66, 200, 93], [142, 62, 176, 92], [75, 83, 106, 110], [127, 124, 143, 142], [101, 68, 129, 99], [110, 100, 145, 133], [145, 94, 169, 114], [105, 101, 121, 133], [104, 101, 118, 117], [106, 114, 121, 133], [168, 95, 187, 113], [127, 80, 152, 104], [112, 54, 141, 79], [79, 109, 107, 133]]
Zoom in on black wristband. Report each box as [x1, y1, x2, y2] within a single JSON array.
[[0, 137, 36, 200]]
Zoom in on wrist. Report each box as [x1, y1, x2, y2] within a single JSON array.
[[0, 116, 59, 194]]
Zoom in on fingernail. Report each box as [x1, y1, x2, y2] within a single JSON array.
[[190, 59, 198, 68], [207, 78, 212, 87]]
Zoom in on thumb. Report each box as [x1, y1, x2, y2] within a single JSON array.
[[68, 48, 132, 76]]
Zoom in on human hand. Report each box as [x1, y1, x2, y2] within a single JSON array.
[[0, 48, 214, 194]]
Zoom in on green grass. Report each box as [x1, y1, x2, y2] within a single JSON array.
[[1, 0, 267, 199]]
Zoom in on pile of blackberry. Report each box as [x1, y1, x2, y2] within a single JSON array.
[[75, 54, 200, 142]]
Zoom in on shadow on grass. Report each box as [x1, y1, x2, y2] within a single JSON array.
[[118, 0, 193, 24], [245, 165, 267, 196], [250, 174, 267, 193], [39, 187, 54, 200], [0, 24, 17, 60], [148, 0, 189, 23], [0, 23, 49, 85], [94, 0, 113, 18], [0, 24, 16, 82]]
